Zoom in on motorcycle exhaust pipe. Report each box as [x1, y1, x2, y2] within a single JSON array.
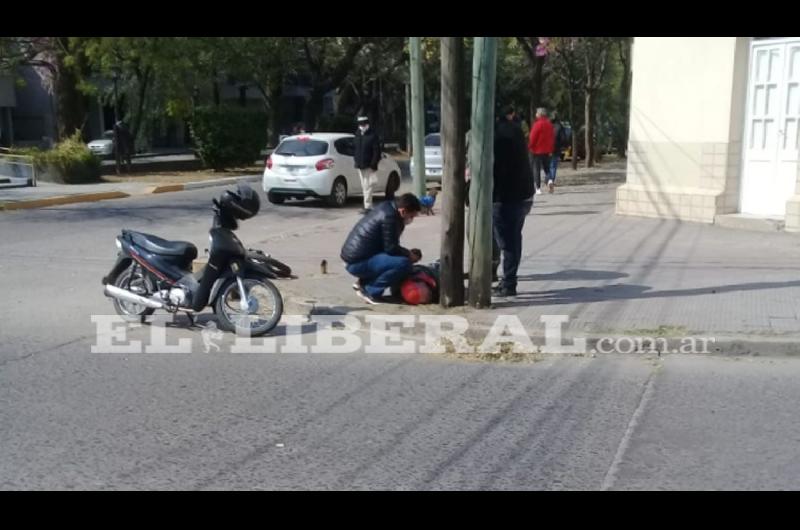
[[104, 285, 164, 309]]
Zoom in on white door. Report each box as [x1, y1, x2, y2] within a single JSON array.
[[741, 39, 800, 217], [334, 137, 361, 194]]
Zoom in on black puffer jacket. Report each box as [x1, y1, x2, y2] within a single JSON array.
[[493, 118, 534, 203], [353, 128, 381, 170], [341, 200, 410, 263]]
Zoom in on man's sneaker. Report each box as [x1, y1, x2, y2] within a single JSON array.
[[355, 288, 382, 305], [352, 279, 364, 291], [492, 285, 517, 298], [548, 180, 555, 193], [535, 188, 543, 195]]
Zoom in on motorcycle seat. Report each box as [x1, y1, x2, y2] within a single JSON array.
[[127, 230, 198, 260]]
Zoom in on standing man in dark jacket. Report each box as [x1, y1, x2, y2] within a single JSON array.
[[341, 193, 422, 304], [353, 116, 381, 214], [493, 106, 535, 298], [114, 120, 134, 174]]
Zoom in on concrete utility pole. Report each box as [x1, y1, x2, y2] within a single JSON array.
[[467, 37, 497, 308], [409, 37, 426, 198]]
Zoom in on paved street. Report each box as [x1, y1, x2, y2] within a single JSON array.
[[2, 184, 800, 489]]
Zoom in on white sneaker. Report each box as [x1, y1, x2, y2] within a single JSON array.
[[536, 188, 543, 195], [547, 180, 554, 193], [354, 288, 382, 305]]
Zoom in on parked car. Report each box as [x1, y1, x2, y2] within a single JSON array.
[[262, 133, 402, 207], [409, 133, 443, 182], [87, 130, 115, 158]]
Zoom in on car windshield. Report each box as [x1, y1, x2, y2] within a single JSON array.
[[275, 139, 328, 157], [425, 134, 441, 147]]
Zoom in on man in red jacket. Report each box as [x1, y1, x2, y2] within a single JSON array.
[[528, 107, 555, 195]]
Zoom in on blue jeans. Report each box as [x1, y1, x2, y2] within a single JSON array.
[[492, 200, 533, 290], [549, 156, 559, 183], [346, 253, 412, 298], [532, 154, 551, 190]]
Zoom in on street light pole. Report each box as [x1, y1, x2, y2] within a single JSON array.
[[112, 69, 121, 175]]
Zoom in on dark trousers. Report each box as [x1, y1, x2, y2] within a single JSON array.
[[492, 199, 533, 290], [346, 253, 412, 298], [532, 154, 551, 190]]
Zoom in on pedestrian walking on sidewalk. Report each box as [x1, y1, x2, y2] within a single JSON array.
[[114, 120, 133, 174], [353, 116, 381, 214], [528, 107, 555, 195]]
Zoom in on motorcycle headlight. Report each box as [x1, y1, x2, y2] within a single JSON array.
[[115, 237, 122, 250]]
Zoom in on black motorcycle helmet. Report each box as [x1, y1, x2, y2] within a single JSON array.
[[219, 184, 260, 220]]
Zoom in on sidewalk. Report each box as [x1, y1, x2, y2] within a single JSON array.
[[265, 180, 800, 355]]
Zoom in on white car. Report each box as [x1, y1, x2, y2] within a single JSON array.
[[263, 133, 402, 207], [87, 130, 115, 158], [409, 133, 443, 183]]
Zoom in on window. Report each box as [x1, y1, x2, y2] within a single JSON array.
[[334, 137, 355, 157], [275, 139, 329, 157]]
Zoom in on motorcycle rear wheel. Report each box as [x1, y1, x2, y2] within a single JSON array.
[[112, 265, 156, 323]]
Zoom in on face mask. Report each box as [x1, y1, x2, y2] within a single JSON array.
[[359, 125, 368, 133]]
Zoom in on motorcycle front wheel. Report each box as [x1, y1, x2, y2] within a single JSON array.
[[214, 277, 283, 336]]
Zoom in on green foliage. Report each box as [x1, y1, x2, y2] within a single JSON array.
[[189, 106, 267, 170], [12, 132, 101, 183], [318, 113, 356, 132]]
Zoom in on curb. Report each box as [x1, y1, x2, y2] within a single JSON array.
[[183, 174, 261, 190], [289, 301, 800, 358], [145, 184, 185, 194], [0, 175, 261, 211], [0, 191, 130, 211]]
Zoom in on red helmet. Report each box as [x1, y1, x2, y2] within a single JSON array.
[[400, 278, 433, 305]]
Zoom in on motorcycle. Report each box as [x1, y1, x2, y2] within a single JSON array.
[[101, 184, 284, 336]]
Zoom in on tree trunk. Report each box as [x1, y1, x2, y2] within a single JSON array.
[[533, 55, 544, 109], [55, 64, 86, 140], [617, 40, 632, 158], [267, 77, 283, 146], [585, 89, 595, 168], [54, 38, 89, 141], [567, 87, 578, 170], [212, 73, 220, 107], [440, 37, 466, 308], [131, 67, 151, 148], [529, 91, 536, 131], [304, 86, 325, 131]]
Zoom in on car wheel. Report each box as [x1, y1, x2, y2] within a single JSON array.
[[385, 172, 400, 199], [267, 192, 285, 205], [327, 177, 348, 207]]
